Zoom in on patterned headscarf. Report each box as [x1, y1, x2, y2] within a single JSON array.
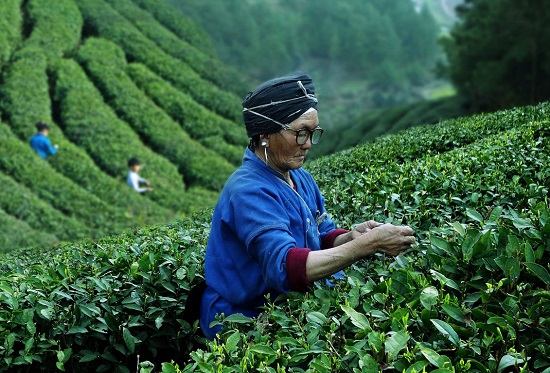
[[242, 72, 318, 139]]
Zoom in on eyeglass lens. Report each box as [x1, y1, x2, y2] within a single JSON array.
[[296, 128, 323, 145]]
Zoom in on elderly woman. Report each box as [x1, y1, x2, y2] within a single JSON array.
[[199, 72, 415, 339]]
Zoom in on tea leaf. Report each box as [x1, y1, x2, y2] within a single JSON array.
[[122, 327, 136, 354], [524, 263, 550, 283], [341, 305, 370, 330], [385, 331, 409, 359], [431, 319, 460, 346]]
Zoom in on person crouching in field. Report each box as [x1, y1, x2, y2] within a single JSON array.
[[30, 121, 58, 159], [127, 157, 152, 193]]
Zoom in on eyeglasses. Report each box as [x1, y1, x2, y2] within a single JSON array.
[[285, 127, 324, 145]]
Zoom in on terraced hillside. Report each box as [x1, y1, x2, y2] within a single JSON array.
[[0, 0, 249, 252]]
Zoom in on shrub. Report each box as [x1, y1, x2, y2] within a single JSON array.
[[74, 0, 243, 123], [53, 57, 194, 213], [127, 62, 246, 165], [130, 0, 216, 57], [0, 208, 58, 254], [0, 105, 549, 372], [0, 211, 212, 371], [78, 37, 236, 191], [24, 0, 83, 64], [109, 0, 247, 95], [0, 0, 22, 67], [0, 171, 91, 243], [0, 47, 173, 226], [0, 124, 130, 238]]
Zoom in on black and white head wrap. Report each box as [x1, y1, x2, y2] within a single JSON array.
[[242, 72, 318, 146]]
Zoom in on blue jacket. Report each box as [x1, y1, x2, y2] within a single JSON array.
[[30, 133, 57, 159], [200, 148, 338, 339]]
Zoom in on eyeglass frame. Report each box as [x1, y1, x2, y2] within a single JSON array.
[[283, 126, 324, 145]]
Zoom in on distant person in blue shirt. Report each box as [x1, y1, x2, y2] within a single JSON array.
[[30, 121, 58, 159], [127, 157, 153, 193]]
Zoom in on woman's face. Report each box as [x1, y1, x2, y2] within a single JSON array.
[[265, 109, 319, 174]]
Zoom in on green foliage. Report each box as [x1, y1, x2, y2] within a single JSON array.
[[0, 210, 213, 371], [52, 57, 191, 212], [108, 0, 247, 96], [310, 95, 470, 159], [77, 37, 236, 191], [0, 124, 129, 238], [0, 208, 58, 253], [1, 102, 549, 372], [0, 0, 22, 67], [74, 0, 243, 123], [0, 171, 90, 242], [0, 0, 246, 252], [0, 46, 173, 232], [169, 0, 443, 131], [441, 0, 550, 111], [24, 0, 83, 64], [131, 0, 216, 58], [127, 62, 247, 165]]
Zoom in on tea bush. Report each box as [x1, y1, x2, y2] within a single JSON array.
[[0, 47, 172, 228], [0, 208, 58, 253], [127, 62, 246, 165], [0, 124, 130, 237], [53, 57, 191, 213], [108, 0, 245, 95], [131, 0, 215, 57], [0, 0, 22, 67], [74, 0, 243, 123], [77, 37, 236, 191], [24, 0, 82, 64], [0, 172, 90, 242], [175, 112, 550, 372], [0, 210, 213, 372], [0, 104, 548, 372]]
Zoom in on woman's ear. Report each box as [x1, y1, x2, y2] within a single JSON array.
[[260, 134, 269, 147]]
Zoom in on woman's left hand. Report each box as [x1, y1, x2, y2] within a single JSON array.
[[350, 220, 383, 240]]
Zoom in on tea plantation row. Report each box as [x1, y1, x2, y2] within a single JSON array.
[[0, 103, 548, 372], [0, 0, 248, 252]]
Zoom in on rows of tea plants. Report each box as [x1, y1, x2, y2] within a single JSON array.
[[175, 111, 550, 372], [0, 0, 248, 251], [74, 0, 242, 123], [77, 37, 237, 191], [0, 49, 173, 233], [24, 0, 82, 64], [131, 0, 216, 58], [132, 0, 250, 97], [0, 208, 58, 251], [0, 104, 547, 372], [53, 57, 194, 211], [108, 0, 245, 95], [0, 0, 22, 68], [309, 102, 549, 181], [0, 124, 136, 238], [0, 172, 91, 243], [0, 210, 213, 372], [127, 63, 246, 165]]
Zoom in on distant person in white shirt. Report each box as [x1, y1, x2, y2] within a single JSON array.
[[127, 157, 152, 193]]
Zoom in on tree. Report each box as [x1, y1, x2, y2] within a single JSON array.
[[441, 0, 550, 111]]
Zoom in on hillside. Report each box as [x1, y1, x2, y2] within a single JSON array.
[[0, 101, 548, 372], [0, 0, 249, 253]]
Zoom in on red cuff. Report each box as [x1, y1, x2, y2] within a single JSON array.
[[321, 229, 349, 250], [286, 247, 312, 292]]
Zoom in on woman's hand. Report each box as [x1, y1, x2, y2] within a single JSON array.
[[350, 220, 383, 240], [358, 223, 415, 257]]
